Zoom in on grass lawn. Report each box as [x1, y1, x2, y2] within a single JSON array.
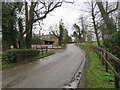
[[76, 44, 116, 88]]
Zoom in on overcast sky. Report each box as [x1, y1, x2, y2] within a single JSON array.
[[34, 0, 87, 36], [33, 0, 118, 36]]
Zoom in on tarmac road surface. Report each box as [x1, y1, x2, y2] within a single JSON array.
[[2, 44, 86, 88]]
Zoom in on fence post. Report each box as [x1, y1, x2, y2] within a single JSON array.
[[99, 48, 101, 60], [41, 46, 43, 55], [36, 45, 37, 50], [114, 61, 119, 89], [93, 47, 95, 53], [46, 46, 48, 54], [102, 50, 104, 65], [105, 53, 108, 72]]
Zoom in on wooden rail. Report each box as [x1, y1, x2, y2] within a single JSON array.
[[36, 46, 48, 55], [88, 45, 120, 89]]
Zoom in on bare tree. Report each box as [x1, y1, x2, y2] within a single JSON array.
[[80, 17, 87, 42], [51, 19, 64, 46], [80, 1, 101, 46], [96, 1, 119, 34], [25, 0, 63, 49], [91, 2, 101, 46]]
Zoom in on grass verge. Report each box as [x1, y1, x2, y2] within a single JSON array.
[[36, 51, 55, 59], [75, 44, 115, 88], [79, 41, 103, 47], [2, 51, 55, 69]]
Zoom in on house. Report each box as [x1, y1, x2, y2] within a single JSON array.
[[41, 33, 58, 45]]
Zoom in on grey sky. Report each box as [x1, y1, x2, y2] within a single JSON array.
[[34, 0, 86, 36], [33, 0, 119, 36]]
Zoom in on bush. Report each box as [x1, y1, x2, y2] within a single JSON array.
[[2, 49, 40, 64], [103, 31, 120, 58], [32, 34, 43, 45]]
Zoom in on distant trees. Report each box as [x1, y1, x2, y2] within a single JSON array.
[[51, 20, 64, 46], [72, 23, 82, 42], [62, 29, 72, 43], [51, 19, 72, 45], [86, 31, 93, 43], [32, 33, 42, 45], [72, 16, 88, 43]]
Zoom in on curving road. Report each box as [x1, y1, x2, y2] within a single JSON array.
[[3, 44, 86, 88]]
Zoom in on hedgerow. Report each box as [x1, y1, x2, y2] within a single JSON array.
[[2, 49, 40, 64]]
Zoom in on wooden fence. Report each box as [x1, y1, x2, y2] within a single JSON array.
[[32, 45, 62, 49], [36, 46, 48, 55], [88, 45, 120, 88]]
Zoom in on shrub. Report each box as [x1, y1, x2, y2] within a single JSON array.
[[32, 34, 43, 45], [103, 31, 120, 58], [2, 49, 40, 64]]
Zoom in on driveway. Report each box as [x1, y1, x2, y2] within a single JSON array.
[[2, 44, 86, 88]]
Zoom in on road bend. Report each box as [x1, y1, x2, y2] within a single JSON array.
[[2, 44, 86, 88]]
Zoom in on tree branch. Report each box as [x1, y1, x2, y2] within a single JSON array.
[[33, 2, 62, 22], [52, 31, 59, 38], [107, 2, 119, 14], [64, 0, 75, 4]]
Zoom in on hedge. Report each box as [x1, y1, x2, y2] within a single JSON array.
[[2, 49, 40, 64], [103, 31, 120, 58]]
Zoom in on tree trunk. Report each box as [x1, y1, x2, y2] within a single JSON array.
[[118, 3, 120, 30], [96, 2, 117, 34], [81, 17, 85, 42], [101, 30, 104, 41], [18, 18, 25, 49], [92, 3, 101, 47], [58, 37, 62, 46], [26, 32, 31, 49], [25, 21, 33, 49], [25, 2, 34, 49]]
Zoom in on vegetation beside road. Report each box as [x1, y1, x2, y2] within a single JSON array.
[[2, 50, 54, 69], [36, 51, 55, 59], [76, 43, 115, 88], [79, 41, 103, 47]]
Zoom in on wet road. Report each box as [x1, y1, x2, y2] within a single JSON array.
[[3, 44, 86, 88]]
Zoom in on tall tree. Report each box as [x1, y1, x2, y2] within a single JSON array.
[[2, 2, 19, 51], [96, 1, 119, 34], [80, 17, 86, 42], [62, 28, 72, 43], [91, 2, 101, 47], [72, 23, 83, 42], [18, 18, 25, 49], [25, 1, 63, 49], [52, 19, 64, 46]]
